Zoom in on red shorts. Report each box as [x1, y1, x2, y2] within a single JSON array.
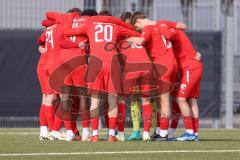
[[60, 49, 87, 87], [176, 67, 203, 98], [153, 59, 178, 94], [153, 50, 178, 83], [86, 68, 122, 95], [161, 64, 178, 84], [118, 50, 153, 96], [64, 65, 87, 87], [123, 70, 152, 96], [122, 64, 153, 96], [37, 64, 56, 95]]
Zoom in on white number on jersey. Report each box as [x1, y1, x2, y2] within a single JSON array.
[[70, 22, 79, 42], [94, 24, 113, 42], [45, 30, 54, 51]]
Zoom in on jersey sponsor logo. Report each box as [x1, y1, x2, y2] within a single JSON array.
[[180, 84, 187, 94], [69, 21, 84, 42], [73, 18, 86, 23], [103, 40, 142, 51], [160, 24, 167, 27]]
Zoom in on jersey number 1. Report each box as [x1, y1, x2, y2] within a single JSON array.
[[95, 24, 113, 42]]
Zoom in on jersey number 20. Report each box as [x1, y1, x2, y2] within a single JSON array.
[[95, 24, 113, 42]]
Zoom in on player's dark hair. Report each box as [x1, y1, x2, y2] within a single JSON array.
[[81, 9, 98, 16], [67, 8, 82, 15], [120, 11, 132, 22], [130, 11, 147, 26], [98, 10, 112, 16]]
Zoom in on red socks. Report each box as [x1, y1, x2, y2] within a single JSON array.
[[63, 121, 72, 130], [39, 105, 47, 126], [183, 116, 193, 129], [52, 116, 63, 131], [80, 108, 90, 128], [157, 113, 169, 130], [81, 120, 89, 128], [192, 118, 199, 134], [117, 103, 126, 132], [108, 117, 117, 129], [159, 117, 169, 130], [63, 121, 79, 134], [71, 121, 79, 134], [142, 104, 152, 132], [91, 117, 99, 130], [52, 104, 63, 131], [44, 105, 55, 131]]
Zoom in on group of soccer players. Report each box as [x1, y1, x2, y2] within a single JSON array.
[[37, 8, 203, 142]]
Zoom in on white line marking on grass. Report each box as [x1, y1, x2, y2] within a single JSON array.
[[0, 132, 108, 135], [0, 132, 39, 135], [1, 150, 240, 156]]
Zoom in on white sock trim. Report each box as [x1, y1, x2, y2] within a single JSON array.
[[118, 131, 124, 136], [186, 129, 194, 134], [40, 126, 48, 136], [92, 130, 98, 136], [109, 129, 115, 136], [82, 128, 89, 136], [156, 127, 160, 135], [159, 130, 168, 137]]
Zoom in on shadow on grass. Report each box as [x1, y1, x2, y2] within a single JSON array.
[[199, 139, 240, 142]]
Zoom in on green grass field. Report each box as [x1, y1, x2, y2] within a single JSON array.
[[0, 128, 240, 160]]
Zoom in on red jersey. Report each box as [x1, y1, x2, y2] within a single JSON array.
[[46, 12, 79, 27], [119, 41, 150, 63], [90, 16, 134, 30], [156, 21, 202, 69], [156, 20, 178, 40], [46, 12, 88, 59], [142, 25, 176, 66], [47, 12, 87, 41], [38, 24, 79, 71], [65, 18, 140, 68]]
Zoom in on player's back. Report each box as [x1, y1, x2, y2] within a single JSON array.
[[86, 21, 120, 59], [64, 17, 140, 67], [143, 25, 175, 65], [173, 30, 197, 59], [43, 24, 63, 70], [156, 21, 199, 61], [70, 16, 88, 43], [60, 16, 89, 60], [118, 40, 150, 63]]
